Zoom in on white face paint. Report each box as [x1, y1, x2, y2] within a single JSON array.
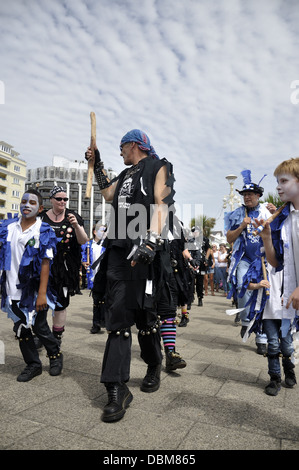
[[276, 173, 299, 205], [96, 226, 106, 239], [20, 193, 40, 219]]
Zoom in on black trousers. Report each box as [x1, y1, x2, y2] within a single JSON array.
[[100, 245, 163, 383], [12, 301, 60, 367], [195, 273, 204, 299], [92, 292, 106, 327], [100, 277, 162, 383]]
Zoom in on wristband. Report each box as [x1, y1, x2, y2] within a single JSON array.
[[94, 164, 111, 190], [146, 231, 164, 246]]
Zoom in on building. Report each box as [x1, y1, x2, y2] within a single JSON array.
[[210, 230, 227, 247], [0, 141, 27, 219], [25, 155, 117, 237]]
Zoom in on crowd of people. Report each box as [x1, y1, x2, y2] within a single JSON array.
[[0, 128, 298, 421]]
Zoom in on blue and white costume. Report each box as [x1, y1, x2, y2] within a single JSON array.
[[224, 170, 270, 344], [269, 202, 299, 331], [0, 217, 58, 329], [227, 204, 273, 340]]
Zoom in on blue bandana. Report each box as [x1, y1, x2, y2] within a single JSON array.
[[120, 129, 160, 159]]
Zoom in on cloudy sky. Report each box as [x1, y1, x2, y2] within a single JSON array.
[[1, 0, 299, 230]]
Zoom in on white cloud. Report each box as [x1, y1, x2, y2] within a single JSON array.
[[1, 0, 299, 230]]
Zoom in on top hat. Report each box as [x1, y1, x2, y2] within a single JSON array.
[[236, 170, 265, 196]]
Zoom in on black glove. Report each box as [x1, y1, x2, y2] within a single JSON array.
[[189, 258, 198, 269], [188, 258, 199, 272], [94, 148, 103, 169], [84, 148, 103, 169], [132, 241, 156, 265], [86, 148, 110, 190]]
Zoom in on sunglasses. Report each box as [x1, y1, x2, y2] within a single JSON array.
[[53, 197, 68, 202]]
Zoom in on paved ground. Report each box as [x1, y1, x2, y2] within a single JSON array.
[[1, 288, 299, 452]]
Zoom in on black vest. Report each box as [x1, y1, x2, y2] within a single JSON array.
[[107, 156, 175, 248]]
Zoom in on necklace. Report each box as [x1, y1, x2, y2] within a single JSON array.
[[124, 162, 141, 180], [51, 208, 65, 220]]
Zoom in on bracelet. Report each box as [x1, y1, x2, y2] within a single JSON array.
[[94, 164, 111, 190], [146, 231, 164, 246]]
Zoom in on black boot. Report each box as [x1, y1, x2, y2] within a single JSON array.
[[48, 352, 63, 376], [165, 348, 187, 372], [178, 313, 189, 327], [283, 357, 297, 388], [17, 335, 42, 382], [90, 324, 102, 334], [256, 343, 267, 355], [198, 298, 203, 306], [140, 364, 161, 393], [102, 382, 133, 422], [265, 374, 281, 396], [17, 364, 42, 382]]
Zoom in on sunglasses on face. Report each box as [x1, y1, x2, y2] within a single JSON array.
[[53, 197, 68, 202]]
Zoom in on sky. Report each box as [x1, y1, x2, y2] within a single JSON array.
[[1, 0, 299, 231]]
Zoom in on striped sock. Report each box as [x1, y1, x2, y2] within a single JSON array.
[[160, 317, 176, 351]]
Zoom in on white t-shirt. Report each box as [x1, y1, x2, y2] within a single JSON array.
[[5, 218, 53, 300], [218, 252, 227, 267], [91, 239, 103, 280], [213, 250, 219, 267], [262, 266, 283, 320], [290, 203, 299, 287]]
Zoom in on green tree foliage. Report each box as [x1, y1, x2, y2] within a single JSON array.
[[260, 192, 282, 207], [190, 215, 216, 237]]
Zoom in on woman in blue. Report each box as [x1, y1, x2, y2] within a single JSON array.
[[0, 189, 61, 381]]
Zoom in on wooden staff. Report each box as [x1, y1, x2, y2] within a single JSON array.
[[86, 244, 90, 273], [244, 207, 250, 233], [85, 111, 96, 198], [252, 202, 288, 236], [261, 256, 270, 296]]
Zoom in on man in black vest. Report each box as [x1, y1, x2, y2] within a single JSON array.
[[85, 129, 175, 422]]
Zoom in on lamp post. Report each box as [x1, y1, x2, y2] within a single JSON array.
[[223, 174, 241, 212]]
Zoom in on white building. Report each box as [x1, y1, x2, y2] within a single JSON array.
[[0, 141, 27, 219]]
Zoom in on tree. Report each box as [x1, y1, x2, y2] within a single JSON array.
[[260, 192, 282, 208], [190, 215, 216, 237]]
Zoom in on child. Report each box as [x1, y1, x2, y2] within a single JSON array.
[[246, 267, 295, 395], [0, 189, 62, 382], [254, 157, 299, 394], [81, 221, 106, 333]]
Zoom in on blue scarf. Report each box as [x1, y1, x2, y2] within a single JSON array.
[[120, 129, 160, 159]]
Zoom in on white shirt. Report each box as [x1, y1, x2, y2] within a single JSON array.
[[6, 218, 53, 300], [91, 239, 103, 280], [218, 252, 227, 267], [213, 250, 219, 267], [290, 203, 299, 287], [262, 266, 283, 319]]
